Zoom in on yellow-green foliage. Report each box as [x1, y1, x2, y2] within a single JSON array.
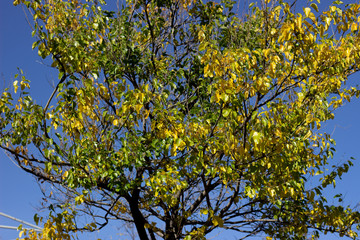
[[4, 0, 360, 239]]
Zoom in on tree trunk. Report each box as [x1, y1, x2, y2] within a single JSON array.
[[165, 216, 178, 240], [128, 197, 150, 240]]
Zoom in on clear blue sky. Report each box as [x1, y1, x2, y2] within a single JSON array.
[[1, 1, 360, 240]]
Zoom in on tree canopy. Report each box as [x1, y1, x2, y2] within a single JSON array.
[[4, 0, 360, 239]]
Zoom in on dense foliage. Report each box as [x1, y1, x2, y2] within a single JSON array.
[[4, 0, 360, 239]]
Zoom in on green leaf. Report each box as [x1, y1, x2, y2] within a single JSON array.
[[251, 131, 261, 145], [222, 108, 231, 117]]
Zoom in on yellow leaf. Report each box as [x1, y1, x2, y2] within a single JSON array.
[[214, 91, 220, 103], [269, 61, 276, 75], [310, 3, 318, 12], [304, 7, 311, 18], [212, 216, 224, 227], [325, 17, 332, 26], [346, 48, 351, 59], [135, 104, 142, 114], [62, 171, 69, 180], [119, 206, 127, 214], [270, 28, 276, 35], [171, 146, 177, 156], [198, 30, 205, 42], [251, 131, 261, 145], [199, 41, 207, 51], [263, 48, 271, 58], [351, 22, 358, 32], [75, 195, 85, 204], [13, 80, 18, 93], [20, 81, 28, 90], [204, 64, 210, 77], [214, 65, 223, 77], [307, 13, 316, 26], [307, 33, 314, 43], [319, 24, 325, 36], [296, 15, 302, 30], [304, 130, 312, 139], [200, 209, 208, 215]]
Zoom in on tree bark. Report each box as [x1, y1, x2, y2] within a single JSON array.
[[128, 195, 150, 240], [165, 218, 177, 240]]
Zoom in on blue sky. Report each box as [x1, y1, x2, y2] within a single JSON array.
[[0, 2, 56, 240], [1, 0, 360, 240]]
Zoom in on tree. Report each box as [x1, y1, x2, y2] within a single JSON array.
[[3, 0, 360, 239]]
